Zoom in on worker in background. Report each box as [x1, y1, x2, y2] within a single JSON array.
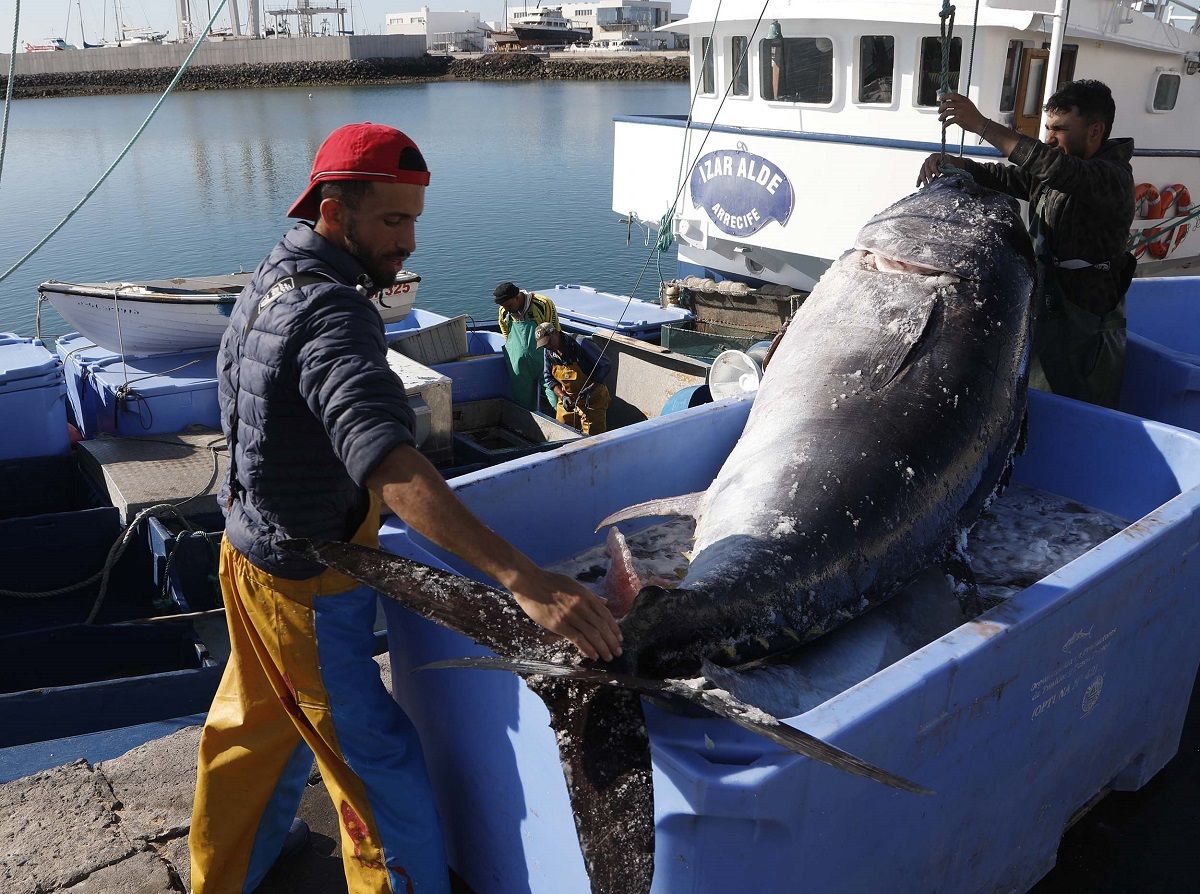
[[918, 79, 1135, 409], [537, 322, 612, 435], [495, 280, 559, 411], [190, 123, 621, 894]]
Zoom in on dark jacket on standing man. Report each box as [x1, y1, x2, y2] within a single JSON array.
[[961, 135, 1136, 314], [217, 223, 416, 579]]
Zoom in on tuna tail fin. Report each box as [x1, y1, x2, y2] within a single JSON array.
[[422, 656, 932, 795], [595, 490, 705, 531], [277, 539, 560, 656]]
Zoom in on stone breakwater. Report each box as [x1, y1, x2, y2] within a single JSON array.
[[1, 53, 688, 99]]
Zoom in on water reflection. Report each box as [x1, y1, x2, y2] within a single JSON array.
[[0, 81, 686, 336]]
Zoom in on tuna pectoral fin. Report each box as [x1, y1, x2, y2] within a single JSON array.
[[870, 293, 940, 390], [595, 491, 704, 531], [421, 656, 932, 795], [278, 539, 560, 656]]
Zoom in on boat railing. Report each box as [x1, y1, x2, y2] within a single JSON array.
[[1132, 0, 1200, 31]]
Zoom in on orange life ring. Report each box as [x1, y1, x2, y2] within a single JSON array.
[[1169, 184, 1192, 253], [1134, 183, 1163, 260]]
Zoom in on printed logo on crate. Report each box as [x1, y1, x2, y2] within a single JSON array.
[[689, 148, 794, 237]]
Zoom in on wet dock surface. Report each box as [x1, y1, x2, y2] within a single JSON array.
[[3, 659, 1198, 892]]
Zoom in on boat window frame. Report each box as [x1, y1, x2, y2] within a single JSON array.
[[729, 34, 751, 99], [854, 33, 897, 108], [699, 35, 716, 96], [759, 33, 837, 108], [1039, 42, 1078, 89], [914, 35, 962, 108], [1149, 68, 1181, 112], [999, 40, 1024, 113]]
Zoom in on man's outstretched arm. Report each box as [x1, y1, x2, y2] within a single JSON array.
[[365, 444, 624, 662]]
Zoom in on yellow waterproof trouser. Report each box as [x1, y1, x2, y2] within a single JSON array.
[[552, 362, 611, 435], [189, 522, 448, 893]]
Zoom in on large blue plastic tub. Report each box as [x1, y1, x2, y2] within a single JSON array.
[[56, 333, 220, 438], [0, 337, 70, 459], [538, 284, 693, 342], [381, 389, 1200, 893], [1122, 276, 1200, 431], [0, 623, 221, 747]]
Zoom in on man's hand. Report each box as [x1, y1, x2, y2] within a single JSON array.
[[937, 92, 987, 136], [917, 152, 966, 187], [367, 444, 622, 662], [503, 565, 623, 662]]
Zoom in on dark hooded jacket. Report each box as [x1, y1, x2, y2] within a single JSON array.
[[218, 224, 416, 579], [962, 135, 1135, 314]]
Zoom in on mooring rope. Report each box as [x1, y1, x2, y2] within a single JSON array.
[[0, 0, 20, 189], [938, 0, 957, 165]]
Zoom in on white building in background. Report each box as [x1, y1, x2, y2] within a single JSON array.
[[385, 7, 489, 51], [507, 1, 680, 49]]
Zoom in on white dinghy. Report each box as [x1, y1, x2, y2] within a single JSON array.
[[39, 271, 421, 357]]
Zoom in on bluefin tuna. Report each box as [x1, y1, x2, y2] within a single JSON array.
[[283, 173, 1036, 894]]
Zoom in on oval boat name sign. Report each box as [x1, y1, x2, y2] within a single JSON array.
[[689, 149, 794, 238]]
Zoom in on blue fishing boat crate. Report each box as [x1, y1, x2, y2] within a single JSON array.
[[539, 284, 693, 342], [380, 390, 1200, 893], [1122, 276, 1200, 432], [56, 333, 220, 438], [146, 512, 224, 613], [0, 335, 70, 459], [0, 623, 221, 748]]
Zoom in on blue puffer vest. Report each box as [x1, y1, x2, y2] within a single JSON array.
[[218, 224, 416, 579]]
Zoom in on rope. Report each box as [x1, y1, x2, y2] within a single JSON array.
[[0, 0, 19, 189], [0, 0, 229, 287], [958, 0, 981, 156], [1127, 205, 1200, 251], [0, 436, 225, 629], [938, 0, 957, 165], [573, 0, 773, 402]]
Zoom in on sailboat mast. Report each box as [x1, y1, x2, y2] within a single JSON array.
[[78, 1, 88, 46]]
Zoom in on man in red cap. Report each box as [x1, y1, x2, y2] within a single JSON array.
[[190, 123, 622, 894]]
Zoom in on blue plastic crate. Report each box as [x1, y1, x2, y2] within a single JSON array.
[[0, 623, 221, 748], [146, 513, 224, 613], [539, 284, 693, 342], [56, 333, 219, 438], [1122, 277, 1200, 431], [0, 339, 70, 459], [381, 390, 1200, 894]]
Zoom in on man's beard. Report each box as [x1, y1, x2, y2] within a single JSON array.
[[345, 218, 405, 290]]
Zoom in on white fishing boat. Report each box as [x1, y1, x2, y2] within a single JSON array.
[[22, 38, 76, 52], [39, 271, 422, 357], [614, 0, 1200, 291]]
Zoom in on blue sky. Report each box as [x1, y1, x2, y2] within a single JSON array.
[[1, 1, 689, 46]]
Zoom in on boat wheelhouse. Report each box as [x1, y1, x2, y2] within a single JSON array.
[[613, 0, 1200, 291]]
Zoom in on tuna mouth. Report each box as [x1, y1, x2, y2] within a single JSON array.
[[852, 249, 946, 276]]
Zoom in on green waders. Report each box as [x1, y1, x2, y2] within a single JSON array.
[[1027, 200, 1128, 410], [503, 317, 550, 411]]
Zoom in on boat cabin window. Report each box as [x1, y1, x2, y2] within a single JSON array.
[[1040, 43, 1078, 87], [999, 41, 1023, 112], [917, 36, 961, 106], [1152, 71, 1181, 111], [761, 36, 834, 104], [858, 35, 894, 103], [731, 35, 750, 96], [700, 36, 715, 95]]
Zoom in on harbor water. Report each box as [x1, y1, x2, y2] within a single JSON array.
[[0, 80, 687, 337]]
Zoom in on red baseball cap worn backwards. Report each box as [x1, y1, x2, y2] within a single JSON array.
[[287, 122, 430, 221]]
